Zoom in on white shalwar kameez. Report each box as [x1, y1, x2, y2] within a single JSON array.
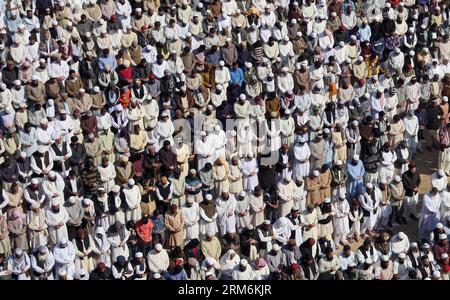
[[181, 202, 200, 242], [216, 196, 237, 236], [242, 158, 259, 192]]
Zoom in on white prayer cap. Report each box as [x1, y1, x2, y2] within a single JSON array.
[[350, 35, 357, 41], [31, 74, 39, 81], [348, 262, 356, 267], [31, 202, 40, 209], [206, 257, 215, 266], [240, 259, 248, 267], [112, 185, 120, 193], [239, 94, 246, 101], [51, 199, 60, 206], [296, 32, 302, 37], [93, 86, 100, 92], [442, 253, 449, 259], [272, 244, 281, 252], [386, 2, 391, 8], [335, 160, 343, 166], [247, 153, 254, 158], [339, 41, 345, 47], [339, 191, 346, 199], [239, 191, 247, 197], [284, 109, 291, 114], [424, 278, 431, 280], [331, 12, 337, 17], [283, 36, 290, 42], [264, 220, 271, 225], [313, 170, 320, 177], [299, 137, 306, 143], [82, 198, 91, 205], [365, 258, 373, 264], [200, 131, 207, 136], [37, 146, 46, 153], [48, 171, 56, 178], [155, 243, 163, 251], [364, 92, 371, 99], [52, 20, 58, 26], [398, 232, 406, 240], [357, 56, 364, 62], [135, 7, 142, 12], [205, 194, 212, 201], [216, 84, 223, 90], [410, 242, 418, 248], [186, 196, 194, 204], [285, 174, 292, 182], [398, 252, 406, 259], [14, 248, 23, 255], [245, 62, 252, 68], [31, 178, 39, 185], [58, 269, 67, 277], [197, 2, 203, 7], [408, 27, 414, 34], [345, 58, 351, 64], [439, 233, 447, 240], [68, 196, 77, 204], [281, 66, 289, 73], [423, 243, 430, 249], [395, 47, 401, 54], [438, 169, 446, 177], [421, 24, 426, 29], [352, 154, 360, 162], [88, 133, 95, 139], [219, 61, 225, 66], [19, 151, 27, 158], [394, 175, 402, 182], [135, 252, 143, 258], [291, 19, 297, 24], [436, 223, 444, 229], [324, 198, 331, 204], [432, 271, 441, 278], [13, 79, 21, 86], [324, 128, 330, 134], [128, 178, 135, 186], [59, 238, 67, 245], [443, 97, 448, 103], [40, 118, 48, 125], [153, 273, 161, 279], [381, 255, 390, 262], [379, 178, 387, 185], [79, 88, 85, 93], [366, 183, 373, 189]]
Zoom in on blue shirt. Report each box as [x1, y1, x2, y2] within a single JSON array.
[[230, 67, 244, 86], [98, 55, 117, 71]]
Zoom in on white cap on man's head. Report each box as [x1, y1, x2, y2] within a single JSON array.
[[155, 243, 163, 251]]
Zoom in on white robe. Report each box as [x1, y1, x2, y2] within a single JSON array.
[[359, 189, 381, 232], [45, 207, 69, 246], [332, 199, 350, 242], [123, 186, 142, 223], [242, 158, 259, 192], [419, 192, 441, 240], [53, 243, 76, 279], [181, 203, 200, 242], [293, 144, 311, 180], [216, 196, 237, 235]]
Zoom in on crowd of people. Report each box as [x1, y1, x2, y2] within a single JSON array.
[[0, 0, 450, 281]]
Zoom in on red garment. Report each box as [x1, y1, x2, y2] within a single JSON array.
[[442, 262, 450, 273], [119, 66, 133, 82], [119, 89, 131, 108], [135, 219, 154, 243]]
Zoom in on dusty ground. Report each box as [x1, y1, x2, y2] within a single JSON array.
[[341, 146, 441, 251]]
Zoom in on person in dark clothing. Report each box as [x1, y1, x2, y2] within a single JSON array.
[[69, 136, 87, 175], [402, 162, 421, 221], [299, 238, 315, 259], [183, 238, 203, 262], [425, 98, 444, 150], [89, 262, 113, 280], [158, 140, 177, 178]]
